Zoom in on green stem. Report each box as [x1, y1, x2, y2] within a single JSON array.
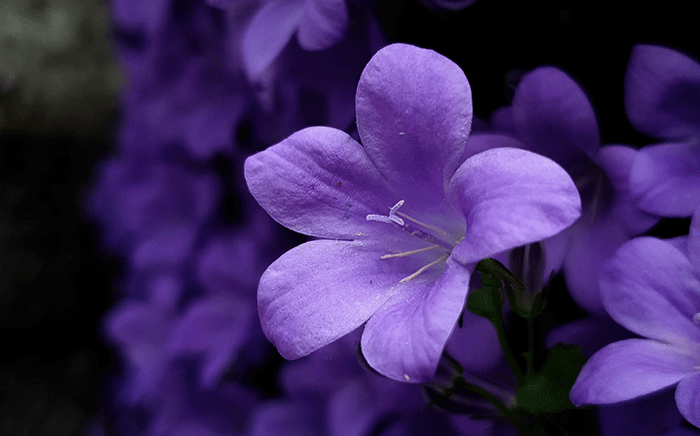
[[455, 377, 512, 418], [490, 310, 524, 385], [526, 316, 535, 380]]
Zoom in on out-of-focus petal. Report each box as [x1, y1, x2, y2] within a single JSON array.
[[360, 258, 471, 383], [625, 44, 700, 140], [242, 0, 305, 80], [570, 339, 696, 405], [675, 372, 700, 428], [687, 205, 700, 268], [355, 43, 472, 217], [512, 67, 599, 164], [629, 141, 700, 217], [596, 145, 658, 234], [297, 0, 348, 51], [170, 296, 254, 388], [450, 148, 581, 265], [600, 237, 700, 343], [564, 214, 628, 315], [244, 126, 393, 240]]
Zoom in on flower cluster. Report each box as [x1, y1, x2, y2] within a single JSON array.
[[86, 1, 700, 435]]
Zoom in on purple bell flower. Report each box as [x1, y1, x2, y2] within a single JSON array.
[[245, 43, 581, 382], [570, 205, 700, 429], [485, 66, 657, 314], [625, 44, 700, 217], [241, 0, 348, 80]]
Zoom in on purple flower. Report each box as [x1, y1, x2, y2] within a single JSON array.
[[242, 0, 348, 80], [485, 67, 657, 314], [625, 44, 700, 217], [245, 43, 581, 382], [570, 206, 700, 428]]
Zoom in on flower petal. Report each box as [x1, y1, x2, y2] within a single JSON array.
[[625, 44, 700, 140], [629, 141, 700, 217], [570, 339, 696, 405], [355, 43, 472, 214], [296, 0, 348, 51], [595, 145, 658, 234], [690, 206, 700, 269], [675, 372, 700, 428], [259, 239, 429, 360], [599, 237, 700, 344], [170, 296, 254, 388], [563, 214, 629, 315], [512, 67, 599, 164], [450, 148, 581, 265], [360, 258, 471, 382], [242, 0, 305, 80], [244, 126, 393, 239]]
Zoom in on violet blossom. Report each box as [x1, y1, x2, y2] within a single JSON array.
[[570, 205, 700, 428], [625, 44, 700, 217], [240, 0, 348, 81], [245, 43, 581, 383], [485, 67, 657, 314]]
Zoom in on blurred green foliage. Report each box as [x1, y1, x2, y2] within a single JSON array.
[[0, 0, 119, 135], [0, 0, 118, 434]]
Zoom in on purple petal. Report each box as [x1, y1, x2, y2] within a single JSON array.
[[242, 0, 305, 80], [675, 372, 700, 428], [570, 339, 696, 405], [445, 311, 502, 375], [512, 67, 599, 164], [450, 148, 581, 265], [599, 237, 700, 344], [355, 43, 472, 214], [259, 238, 430, 360], [690, 206, 700, 268], [462, 133, 523, 162], [629, 141, 700, 217], [595, 145, 658, 234], [296, 0, 348, 51], [545, 316, 630, 359], [170, 296, 254, 388], [244, 126, 393, 239], [563, 215, 629, 315], [360, 258, 471, 383], [248, 402, 323, 436], [625, 44, 700, 140]]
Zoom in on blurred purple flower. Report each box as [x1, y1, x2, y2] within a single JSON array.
[[417, 0, 479, 10], [245, 43, 581, 382], [570, 206, 700, 429], [625, 44, 700, 217], [89, 157, 220, 269], [486, 67, 657, 314], [241, 0, 348, 80]]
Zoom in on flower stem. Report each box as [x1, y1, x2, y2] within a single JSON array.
[[490, 309, 524, 385], [526, 316, 535, 380]]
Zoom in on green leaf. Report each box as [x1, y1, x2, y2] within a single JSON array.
[[466, 272, 504, 320], [515, 343, 586, 414]]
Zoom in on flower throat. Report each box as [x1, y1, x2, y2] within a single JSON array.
[[366, 200, 462, 282]]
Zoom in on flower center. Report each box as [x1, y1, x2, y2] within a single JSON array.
[[366, 200, 461, 282]]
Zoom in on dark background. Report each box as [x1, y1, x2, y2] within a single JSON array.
[[0, 0, 695, 433]]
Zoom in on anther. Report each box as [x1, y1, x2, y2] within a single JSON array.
[[366, 200, 405, 226]]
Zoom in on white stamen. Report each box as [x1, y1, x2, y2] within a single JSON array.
[[693, 313, 700, 325], [366, 200, 405, 226], [380, 244, 441, 259], [400, 254, 449, 283], [395, 211, 450, 238]]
